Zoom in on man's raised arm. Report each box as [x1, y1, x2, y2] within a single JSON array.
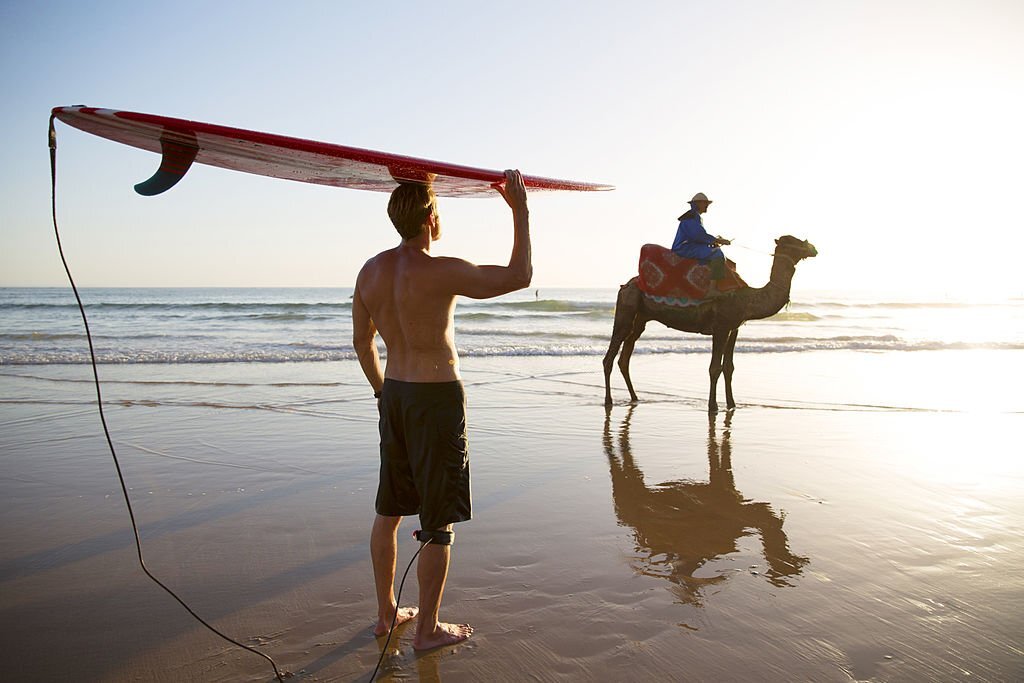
[[443, 169, 533, 300]]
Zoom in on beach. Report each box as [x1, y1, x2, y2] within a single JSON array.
[[2, 289, 1023, 681]]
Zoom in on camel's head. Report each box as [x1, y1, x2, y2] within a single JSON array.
[[775, 236, 818, 262]]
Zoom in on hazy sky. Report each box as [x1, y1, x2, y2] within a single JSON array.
[[2, 1, 1022, 296]]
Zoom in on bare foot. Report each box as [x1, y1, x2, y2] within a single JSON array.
[[373, 606, 419, 637], [413, 622, 473, 651]]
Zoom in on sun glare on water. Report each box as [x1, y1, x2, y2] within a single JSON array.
[[897, 300, 1024, 348]]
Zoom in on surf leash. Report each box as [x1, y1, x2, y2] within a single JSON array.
[[48, 114, 290, 683], [368, 535, 432, 681]]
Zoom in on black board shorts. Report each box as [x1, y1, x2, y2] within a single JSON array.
[[375, 379, 471, 530]]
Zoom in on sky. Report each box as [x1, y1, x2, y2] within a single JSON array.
[[2, 0, 1022, 297]]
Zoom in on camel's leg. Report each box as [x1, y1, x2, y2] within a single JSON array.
[[708, 330, 728, 413], [603, 282, 643, 407], [603, 307, 637, 407], [603, 336, 624, 407], [619, 319, 647, 403], [722, 328, 739, 410]]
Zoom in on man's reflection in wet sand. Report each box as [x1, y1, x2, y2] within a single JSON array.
[[603, 406, 808, 606]]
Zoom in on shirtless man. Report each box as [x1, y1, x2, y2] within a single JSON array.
[[352, 169, 531, 650]]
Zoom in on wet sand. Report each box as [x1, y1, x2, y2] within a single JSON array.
[[1, 351, 1022, 681]]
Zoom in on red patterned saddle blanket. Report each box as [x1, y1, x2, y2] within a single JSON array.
[[637, 244, 747, 303]]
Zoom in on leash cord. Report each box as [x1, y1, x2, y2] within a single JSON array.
[[368, 538, 431, 681], [48, 115, 287, 683]]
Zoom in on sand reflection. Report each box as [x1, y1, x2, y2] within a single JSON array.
[[602, 407, 808, 606]]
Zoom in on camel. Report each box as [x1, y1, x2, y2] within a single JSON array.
[[603, 235, 817, 412]]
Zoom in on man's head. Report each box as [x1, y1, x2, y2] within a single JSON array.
[[388, 183, 441, 241], [689, 192, 712, 215]]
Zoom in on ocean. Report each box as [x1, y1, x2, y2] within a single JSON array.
[[2, 286, 1022, 365], [2, 286, 1023, 680]]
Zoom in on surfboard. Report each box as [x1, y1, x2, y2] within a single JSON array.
[[51, 106, 614, 198]]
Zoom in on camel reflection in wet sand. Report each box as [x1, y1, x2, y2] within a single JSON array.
[[603, 407, 808, 606]]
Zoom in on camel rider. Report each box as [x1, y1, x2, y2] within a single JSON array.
[[672, 192, 732, 296]]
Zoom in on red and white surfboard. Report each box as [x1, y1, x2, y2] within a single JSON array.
[[52, 106, 614, 198]]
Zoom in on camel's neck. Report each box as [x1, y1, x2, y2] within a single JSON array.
[[747, 253, 798, 319]]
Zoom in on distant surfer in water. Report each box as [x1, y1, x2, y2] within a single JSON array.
[[672, 192, 732, 297], [352, 170, 532, 650]]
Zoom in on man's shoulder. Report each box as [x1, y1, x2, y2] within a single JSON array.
[[358, 249, 473, 287], [677, 209, 699, 222], [395, 253, 476, 279], [361, 246, 399, 268], [355, 248, 397, 285], [428, 254, 475, 268]]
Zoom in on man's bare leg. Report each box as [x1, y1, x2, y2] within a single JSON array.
[[413, 525, 473, 650], [370, 514, 419, 636]]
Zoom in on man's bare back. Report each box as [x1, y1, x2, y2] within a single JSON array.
[[353, 247, 462, 382]]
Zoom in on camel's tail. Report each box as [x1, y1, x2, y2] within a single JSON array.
[[616, 277, 642, 312]]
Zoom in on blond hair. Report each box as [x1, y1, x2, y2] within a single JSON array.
[[387, 183, 435, 240]]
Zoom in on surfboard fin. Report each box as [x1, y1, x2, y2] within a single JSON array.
[[134, 131, 199, 196]]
